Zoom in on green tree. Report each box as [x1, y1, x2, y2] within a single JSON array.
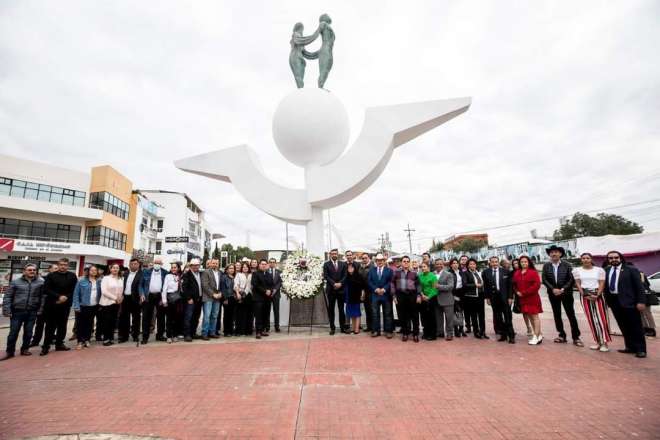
[[553, 212, 643, 240], [212, 243, 221, 260], [219, 242, 255, 262], [202, 247, 210, 266], [452, 238, 487, 253], [428, 239, 444, 253]]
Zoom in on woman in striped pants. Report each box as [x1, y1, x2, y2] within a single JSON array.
[[573, 253, 610, 352]]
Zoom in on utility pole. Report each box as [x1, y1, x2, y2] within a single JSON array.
[[285, 222, 289, 257], [404, 223, 415, 256]]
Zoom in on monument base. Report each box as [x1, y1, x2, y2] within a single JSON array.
[[287, 293, 329, 334]]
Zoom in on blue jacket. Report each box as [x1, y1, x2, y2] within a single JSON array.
[[72, 277, 102, 311], [367, 266, 394, 297], [140, 268, 169, 297]]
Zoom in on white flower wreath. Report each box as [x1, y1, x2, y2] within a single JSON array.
[[281, 250, 324, 300]]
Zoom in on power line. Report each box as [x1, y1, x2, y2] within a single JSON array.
[[404, 223, 415, 255], [351, 197, 660, 248]]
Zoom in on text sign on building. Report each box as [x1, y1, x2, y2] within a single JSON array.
[[165, 236, 189, 243], [11, 240, 74, 253], [220, 251, 228, 258]]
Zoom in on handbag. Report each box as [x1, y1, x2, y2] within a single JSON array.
[[166, 276, 182, 304], [512, 295, 521, 314], [645, 290, 659, 306]]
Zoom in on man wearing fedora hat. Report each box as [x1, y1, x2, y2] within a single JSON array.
[[367, 254, 394, 338], [542, 245, 582, 346]]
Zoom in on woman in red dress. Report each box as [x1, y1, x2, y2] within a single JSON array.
[[513, 255, 544, 345]]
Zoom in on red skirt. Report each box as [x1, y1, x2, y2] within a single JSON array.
[[519, 292, 543, 314]]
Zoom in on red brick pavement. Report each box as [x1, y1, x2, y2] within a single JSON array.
[[1, 321, 659, 440]]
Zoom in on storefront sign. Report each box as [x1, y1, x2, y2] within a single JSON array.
[[11, 240, 74, 253], [165, 236, 189, 243]]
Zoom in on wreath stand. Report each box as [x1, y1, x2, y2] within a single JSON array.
[[287, 291, 329, 335]]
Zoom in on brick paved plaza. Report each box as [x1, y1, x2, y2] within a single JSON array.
[[1, 307, 659, 440]]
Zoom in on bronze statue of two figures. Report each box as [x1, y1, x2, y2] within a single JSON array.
[[289, 13, 334, 89]]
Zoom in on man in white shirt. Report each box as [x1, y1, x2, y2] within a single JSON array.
[[118, 259, 143, 343], [140, 258, 168, 344]]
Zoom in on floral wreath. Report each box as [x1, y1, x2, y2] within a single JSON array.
[[281, 250, 323, 300]]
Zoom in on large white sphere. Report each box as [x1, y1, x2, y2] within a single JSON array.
[[272, 88, 350, 167]]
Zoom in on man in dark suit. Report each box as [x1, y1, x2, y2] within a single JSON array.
[[323, 249, 348, 335], [604, 251, 647, 358], [542, 245, 582, 346], [181, 258, 203, 342], [118, 258, 143, 343], [140, 257, 169, 343], [367, 254, 395, 338], [358, 253, 375, 332], [482, 256, 515, 343], [267, 258, 282, 332], [251, 259, 274, 339]]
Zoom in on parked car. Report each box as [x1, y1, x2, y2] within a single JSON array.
[[648, 271, 660, 292]]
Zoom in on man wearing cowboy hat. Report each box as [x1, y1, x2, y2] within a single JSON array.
[[542, 245, 582, 346]]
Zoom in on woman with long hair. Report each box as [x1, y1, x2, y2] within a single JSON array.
[[221, 264, 236, 336], [513, 256, 543, 345], [573, 253, 610, 352], [511, 258, 532, 338], [461, 258, 487, 339], [161, 262, 183, 343], [344, 261, 363, 334], [234, 262, 253, 335], [72, 265, 102, 349], [99, 263, 124, 346]]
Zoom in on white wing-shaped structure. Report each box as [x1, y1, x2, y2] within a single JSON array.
[[174, 96, 471, 253]]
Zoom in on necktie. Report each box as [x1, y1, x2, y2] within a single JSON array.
[[378, 268, 382, 278], [609, 267, 617, 292]]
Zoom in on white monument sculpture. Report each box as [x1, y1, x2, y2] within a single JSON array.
[[174, 17, 471, 256], [175, 89, 470, 255]]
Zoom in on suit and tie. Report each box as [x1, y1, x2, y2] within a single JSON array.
[[323, 259, 348, 332], [605, 263, 647, 355], [542, 260, 580, 341], [367, 265, 394, 334], [251, 269, 275, 334], [483, 266, 514, 341], [266, 266, 282, 331], [118, 270, 143, 342], [181, 270, 203, 338]]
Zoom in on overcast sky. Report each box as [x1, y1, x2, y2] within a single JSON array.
[[1, 1, 659, 253]]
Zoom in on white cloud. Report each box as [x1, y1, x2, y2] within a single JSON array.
[[1, 0, 659, 252]]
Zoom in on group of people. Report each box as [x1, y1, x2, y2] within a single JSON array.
[[1, 255, 284, 360], [1, 245, 655, 361], [322, 246, 653, 358]]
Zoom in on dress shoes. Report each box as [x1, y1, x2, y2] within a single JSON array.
[[635, 352, 647, 358], [20, 349, 32, 356], [498, 335, 508, 342], [55, 344, 70, 351], [201, 336, 209, 341], [413, 335, 419, 343], [329, 328, 336, 335], [402, 335, 408, 342], [184, 336, 193, 342], [385, 333, 393, 339], [481, 334, 490, 340], [275, 326, 281, 333], [255, 333, 262, 339], [209, 334, 219, 339], [617, 349, 635, 354]]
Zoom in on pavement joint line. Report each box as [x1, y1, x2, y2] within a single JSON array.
[[293, 337, 312, 440]]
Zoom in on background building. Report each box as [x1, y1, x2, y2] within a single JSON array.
[[128, 190, 162, 265], [137, 190, 213, 265], [0, 155, 133, 291]]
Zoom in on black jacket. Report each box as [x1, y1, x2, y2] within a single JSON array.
[[43, 271, 78, 306], [461, 270, 484, 298], [482, 267, 513, 301], [604, 264, 645, 308], [3, 276, 45, 315], [541, 261, 574, 294], [181, 271, 202, 302], [251, 270, 274, 302], [323, 260, 347, 292], [267, 268, 282, 295], [123, 270, 143, 299]]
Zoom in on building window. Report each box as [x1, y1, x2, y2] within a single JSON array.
[[0, 218, 81, 243], [156, 219, 163, 232], [89, 191, 129, 220], [85, 225, 127, 251], [0, 177, 85, 206], [155, 241, 162, 253]]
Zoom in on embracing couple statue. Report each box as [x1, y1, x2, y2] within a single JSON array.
[[289, 13, 334, 89]]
